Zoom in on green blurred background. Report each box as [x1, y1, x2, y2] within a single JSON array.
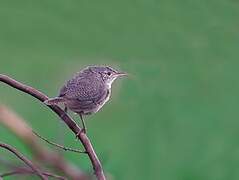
[[0, 0, 239, 179]]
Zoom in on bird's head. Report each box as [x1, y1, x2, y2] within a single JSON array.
[[87, 65, 127, 87]]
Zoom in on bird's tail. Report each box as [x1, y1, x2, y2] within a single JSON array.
[[44, 97, 66, 105]]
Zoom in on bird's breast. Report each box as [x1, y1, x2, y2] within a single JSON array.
[[93, 88, 111, 113]]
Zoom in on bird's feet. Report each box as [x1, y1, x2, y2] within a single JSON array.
[[75, 128, 87, 138]]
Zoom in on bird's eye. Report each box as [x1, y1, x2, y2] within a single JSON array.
[[107, 72, 111, 76]]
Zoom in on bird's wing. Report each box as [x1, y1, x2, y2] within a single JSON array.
[[60, 77, 107, 104]]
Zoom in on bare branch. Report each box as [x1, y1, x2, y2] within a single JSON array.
[[0, 142, 47, 180], [32, 130, 86, 154], [1, 167, 66, 180], [0, 74, 105, 180], [0, 105, 88, 180]]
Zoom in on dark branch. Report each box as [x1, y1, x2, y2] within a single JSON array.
[[0, 74, 105, 180], [0, 142, 47, 180], [1, 167, 66, 180]]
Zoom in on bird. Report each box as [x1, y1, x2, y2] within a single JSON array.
[[44, 65, 127, 134]]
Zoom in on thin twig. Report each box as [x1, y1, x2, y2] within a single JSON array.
[[0, 74, 105, 180], [0, 142, 47, 180], [1, 167, 66, 180], [32, 130, 86, 154]]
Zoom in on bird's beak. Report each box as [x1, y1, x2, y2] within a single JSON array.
[[115, 72, 128, 77]]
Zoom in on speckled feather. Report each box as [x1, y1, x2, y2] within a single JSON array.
[[59, 70, 109, 114]]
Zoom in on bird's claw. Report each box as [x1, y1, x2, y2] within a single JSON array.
[[75, 128, 87, 139]]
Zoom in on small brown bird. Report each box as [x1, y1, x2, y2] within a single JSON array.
[[44, 65, 127, 133]]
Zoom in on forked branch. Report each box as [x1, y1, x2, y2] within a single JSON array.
[[0, 142, 47, 180], [0, 104, 88, 179]]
